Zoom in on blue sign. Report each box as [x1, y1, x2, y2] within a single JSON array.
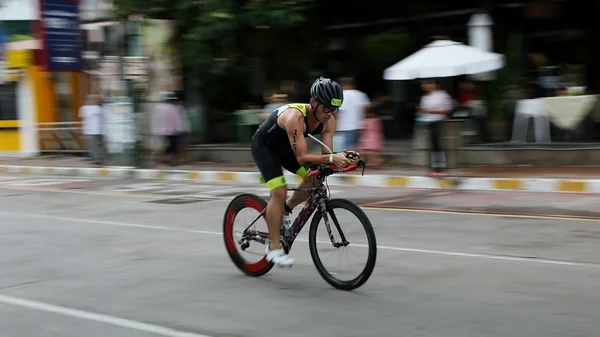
[[40, 0, 82, 71]]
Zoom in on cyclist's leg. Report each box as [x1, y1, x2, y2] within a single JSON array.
[[250, 137, 295, 267], [280, 149, 313, 214]]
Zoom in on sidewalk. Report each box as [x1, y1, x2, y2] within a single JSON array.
[[1, 156, 599, 193]]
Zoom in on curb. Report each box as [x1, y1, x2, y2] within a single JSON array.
[[1, 165, 599, 194]]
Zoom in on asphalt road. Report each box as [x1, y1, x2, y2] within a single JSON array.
[[1, 174, 599, 337]]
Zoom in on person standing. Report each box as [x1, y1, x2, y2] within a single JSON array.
[[357, 109, 385, 168], [162, 92, 184, 166], [336, 77, 370, 151], [417, 79, 454, 177], [79, 94, 105, 165]]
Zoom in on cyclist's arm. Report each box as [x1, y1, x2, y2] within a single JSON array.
[[320, 116, 336, 154], [283, 112, 332, 165]]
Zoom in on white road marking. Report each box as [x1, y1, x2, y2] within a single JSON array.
[[0, 210, 595, 269], [0, 176, 351, 201], [0, 294, 214, 337], [160, 186, 216, 194], [97, 182, 169, 192], [364, 244, 585, 267], [0, 211, 221, 236], [3, 179, 88, 186], [367, 197, 409, 205], [97, 184, 260, 197]]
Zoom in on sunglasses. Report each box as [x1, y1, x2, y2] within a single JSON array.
[[322, 106, 339, 114]]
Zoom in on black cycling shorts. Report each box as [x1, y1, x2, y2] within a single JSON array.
[[251, 133, 310, 190]]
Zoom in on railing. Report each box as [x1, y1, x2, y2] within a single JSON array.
[[36, 122, 86, 153]]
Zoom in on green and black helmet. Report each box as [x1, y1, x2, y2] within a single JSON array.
[[310, 76, 344, 108]]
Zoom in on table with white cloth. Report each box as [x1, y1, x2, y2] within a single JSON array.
[[511, 95, 599, 142]]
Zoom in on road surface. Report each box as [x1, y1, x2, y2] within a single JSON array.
[[0, 174, 599, 337]]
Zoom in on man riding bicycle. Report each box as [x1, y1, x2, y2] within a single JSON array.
[[251, 76, 359, 268]]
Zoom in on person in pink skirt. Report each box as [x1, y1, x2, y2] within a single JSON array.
[[357, 109, 385, 168]]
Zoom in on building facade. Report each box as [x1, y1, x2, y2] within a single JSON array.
[[0, 0, 84, 155]]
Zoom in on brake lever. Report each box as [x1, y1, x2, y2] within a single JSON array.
[[357, 159, 366, 176], [345, 151, 359, 160]]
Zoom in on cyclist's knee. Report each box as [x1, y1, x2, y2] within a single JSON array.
[[265, 175, 287, 201], [270, 186, 287, 201], [301, 175, 312, 184]]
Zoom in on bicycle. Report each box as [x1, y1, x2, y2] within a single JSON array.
[[223, 152, 377, 291]]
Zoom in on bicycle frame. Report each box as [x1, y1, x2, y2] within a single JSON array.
[[239, 159, 364, 252], [240, 175, 346, 251], [284, 184, 326, 243]]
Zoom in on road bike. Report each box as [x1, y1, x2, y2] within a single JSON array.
[[223, 155, 377, 291]]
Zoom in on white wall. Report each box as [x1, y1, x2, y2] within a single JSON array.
[[18, 72, 39, 156], [0, 0, 38, 21]]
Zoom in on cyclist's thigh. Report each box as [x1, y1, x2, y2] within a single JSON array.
[[251, 137, 287, 190], [280, 146, 310, 179]]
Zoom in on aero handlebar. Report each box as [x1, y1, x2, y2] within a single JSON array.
[[307, 163, 362, 178]]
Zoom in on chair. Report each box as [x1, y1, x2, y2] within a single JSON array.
[[511, 99, 551, 142]]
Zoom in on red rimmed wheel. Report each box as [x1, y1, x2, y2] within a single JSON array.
[[223, 193, 274, 277]]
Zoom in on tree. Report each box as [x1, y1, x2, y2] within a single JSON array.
[[112, 0, 316, 110]]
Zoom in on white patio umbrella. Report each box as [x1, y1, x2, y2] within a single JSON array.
[[383, 39, 505, 80]]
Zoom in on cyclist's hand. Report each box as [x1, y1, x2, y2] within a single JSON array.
[[333, 152, 351, 168], [344, 150, 360, 165]]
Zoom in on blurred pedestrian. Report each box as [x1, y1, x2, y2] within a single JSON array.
[[173, 92, 191, 165], [79, 94, 105, 165], [163, 92, 184, 166], [336, 77, 370, 151], [417, 79, 454, 177], [357, 108, 384, 168], [150, 93, 168, 166], [262, 90, 287, 120]]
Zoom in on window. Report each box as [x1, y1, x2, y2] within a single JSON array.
[[0, 82, 18, 121], [52, 72, 73, 121]]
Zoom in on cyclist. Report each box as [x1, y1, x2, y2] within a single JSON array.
[[251, 76, 359, 268]]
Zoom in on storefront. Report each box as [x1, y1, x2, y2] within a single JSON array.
[[0, 81, 20, 153], [0, 47, 84, 155], [0, 0, 84, 155], [0, 38, 37, 155]]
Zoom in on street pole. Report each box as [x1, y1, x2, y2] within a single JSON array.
[[106, 18, 137, 167]]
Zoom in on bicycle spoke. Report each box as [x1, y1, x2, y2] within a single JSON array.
[[243, 208, 266, 234]]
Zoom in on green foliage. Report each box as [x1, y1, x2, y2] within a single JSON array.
[[361, 29, 415, 70], [112, 0, 315, 109], [357, 29, 416, 94], [242, 0, 313, 29], [488, 32, 525, 122], [112, 0, 174, 19]]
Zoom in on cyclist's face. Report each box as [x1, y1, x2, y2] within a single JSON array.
[[316, 104, 338, 122]]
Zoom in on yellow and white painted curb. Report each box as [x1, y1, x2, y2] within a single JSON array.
[[1, 165, 599, 193]]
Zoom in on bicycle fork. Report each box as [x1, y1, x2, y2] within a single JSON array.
[[318, 200, 350, 248]]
